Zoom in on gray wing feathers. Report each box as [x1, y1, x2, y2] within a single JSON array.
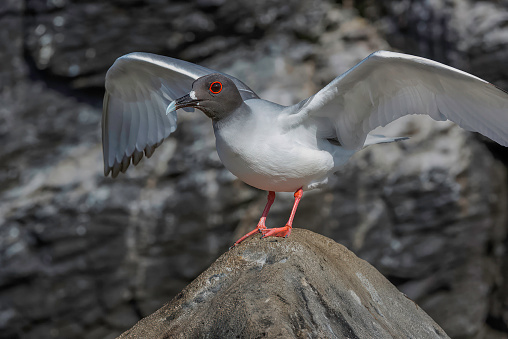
[[291, 50, 508, 149], [102, 52, 259, 177]]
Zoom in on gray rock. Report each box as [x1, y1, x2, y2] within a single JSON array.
[[119, 229, 450, 339]]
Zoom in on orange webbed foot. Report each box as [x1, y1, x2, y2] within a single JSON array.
[[229, 224, 267, 249], [261, 225, 292, 238]]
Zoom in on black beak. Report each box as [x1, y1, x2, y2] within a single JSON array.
[[166, 93, 199, 114]]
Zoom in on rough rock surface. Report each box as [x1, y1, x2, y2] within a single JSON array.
[[1, 1, 508, 339], [119, 229, 449, 339]]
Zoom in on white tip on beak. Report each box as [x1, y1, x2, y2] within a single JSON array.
[[166, 100, 176, 115]]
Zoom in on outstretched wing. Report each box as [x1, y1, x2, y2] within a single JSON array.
[[102, 52, 259, 177], [284, 50, 508, 149]]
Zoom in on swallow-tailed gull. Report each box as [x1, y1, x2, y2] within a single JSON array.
[[102, 51, 508, 246]]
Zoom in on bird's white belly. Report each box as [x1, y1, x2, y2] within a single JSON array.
[[215, 132, 334, 192]]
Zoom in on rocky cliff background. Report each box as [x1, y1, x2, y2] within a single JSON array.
[[1, 0, 508, 338]]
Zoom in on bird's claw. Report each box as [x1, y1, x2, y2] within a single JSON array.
[[230, 223, 292, 248], [261, 225, 292, 239], [230, 224, 267, 248]]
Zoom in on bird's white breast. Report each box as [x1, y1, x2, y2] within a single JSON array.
[[213, 100, 336, 192]]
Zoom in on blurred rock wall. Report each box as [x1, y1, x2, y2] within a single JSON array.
[[1, 0, 507, 338]]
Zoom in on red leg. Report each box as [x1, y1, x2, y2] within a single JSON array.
[[262, 188, 303, 238], [230, 191, 276, 248]]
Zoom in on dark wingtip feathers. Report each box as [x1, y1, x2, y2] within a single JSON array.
[[144, 145, 156, 158], [120, 157, 131, 173], [111, 162, 122, 178], [105, 149, 149, 178], [155, 139, 164, 148], [132, 150, 144, 166], [106, 141, 165, 178]]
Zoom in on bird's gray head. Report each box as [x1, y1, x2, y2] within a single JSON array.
[[169, 73, 243, 121]]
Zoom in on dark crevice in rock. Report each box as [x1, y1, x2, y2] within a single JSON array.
[[128, 298, 143, 320], [482, 140, 508, 168], [385, 275, 412, 286], [22, 47, 104, 107], [486, 314, 508, 333], [0, 276, 36, 292]]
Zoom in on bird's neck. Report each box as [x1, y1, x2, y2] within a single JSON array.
[[212, 102, 252, 132]]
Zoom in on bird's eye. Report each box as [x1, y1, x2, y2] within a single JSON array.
[[209, 81, 222, 94]]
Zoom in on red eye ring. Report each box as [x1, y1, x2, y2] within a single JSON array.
[[209, 81, 222, 94]]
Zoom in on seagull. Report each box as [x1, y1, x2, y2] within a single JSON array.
[[102, 50, 508, 246]]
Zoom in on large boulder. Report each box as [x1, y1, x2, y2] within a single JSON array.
[[119, 229, 449, 339]]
